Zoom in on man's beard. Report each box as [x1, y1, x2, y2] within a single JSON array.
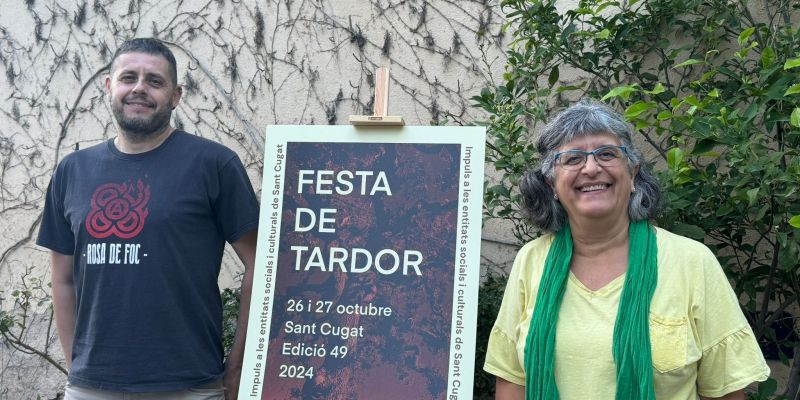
[[111, 99, 173, 141]]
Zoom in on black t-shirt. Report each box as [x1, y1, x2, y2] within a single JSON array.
[[37, 131, 259, 391]]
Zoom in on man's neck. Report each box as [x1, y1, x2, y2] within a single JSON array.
[[114, 126, 176, 154]]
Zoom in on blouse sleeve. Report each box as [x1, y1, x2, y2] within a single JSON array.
[[694, 246, 770, 397]]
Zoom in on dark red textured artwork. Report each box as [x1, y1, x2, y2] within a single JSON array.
[[85, 180, 150, 239], [263, 142, 460, 399]]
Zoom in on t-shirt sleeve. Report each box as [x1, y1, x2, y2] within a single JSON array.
[[483, 244, 533, 386], [694, 247, 770, 397], [36, 163, 75, 255], [214, 155, 260, 243]]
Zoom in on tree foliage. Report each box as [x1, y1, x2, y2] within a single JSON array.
[[475, 0, 799, 397]]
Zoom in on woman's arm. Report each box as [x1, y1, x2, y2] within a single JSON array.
[[496, 377, 525, 400]]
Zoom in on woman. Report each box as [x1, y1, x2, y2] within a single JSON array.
[[484, 101, 769, 400]]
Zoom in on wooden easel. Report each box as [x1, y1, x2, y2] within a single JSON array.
[[349, 67, 405, 126]]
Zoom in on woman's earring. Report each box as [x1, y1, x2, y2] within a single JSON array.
[[553, 193, 559, 200]]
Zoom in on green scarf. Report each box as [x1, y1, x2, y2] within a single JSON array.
[[523, 220, 658, 400]]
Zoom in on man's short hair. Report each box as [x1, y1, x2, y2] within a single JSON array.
[[111, 38, 178, 86]]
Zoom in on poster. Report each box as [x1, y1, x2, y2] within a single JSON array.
[[240, 126, 485, 400]]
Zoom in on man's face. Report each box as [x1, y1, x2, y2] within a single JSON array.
[[105, 52, 181, 139]]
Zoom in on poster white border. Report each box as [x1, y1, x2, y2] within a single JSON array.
[[240, 125, 485, 400]]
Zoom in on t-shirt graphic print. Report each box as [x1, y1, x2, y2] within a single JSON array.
[[85, 180, 150, 239]]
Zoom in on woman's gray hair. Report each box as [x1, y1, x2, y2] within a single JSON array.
[[519, 100, 663, 232]]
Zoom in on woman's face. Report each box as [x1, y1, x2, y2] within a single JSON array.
[[551, 133, 636, 225]]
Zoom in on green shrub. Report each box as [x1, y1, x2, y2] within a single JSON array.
[[222, 287, 241, 356], [474, 272, 510, 399]]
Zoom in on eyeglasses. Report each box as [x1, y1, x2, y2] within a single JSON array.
[[554, 145, 629, 170]]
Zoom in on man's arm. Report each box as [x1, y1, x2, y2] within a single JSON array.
[[223, 229, 258, 400], [496, 377, 525, 400], [50, 251, 76, 370]]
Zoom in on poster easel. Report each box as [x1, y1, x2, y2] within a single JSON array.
[[348, 67, 404, 126], [239, 67, 484, 400]]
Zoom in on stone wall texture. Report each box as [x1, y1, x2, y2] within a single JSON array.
[[0, 1, 516, 398]]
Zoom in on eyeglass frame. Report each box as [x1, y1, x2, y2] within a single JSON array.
[[553, 145, 630, 170]]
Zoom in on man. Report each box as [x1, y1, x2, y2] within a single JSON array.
[[37, 38, 258, 400]]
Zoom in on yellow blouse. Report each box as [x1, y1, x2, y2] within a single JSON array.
[[484, 227, 770, 399]]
